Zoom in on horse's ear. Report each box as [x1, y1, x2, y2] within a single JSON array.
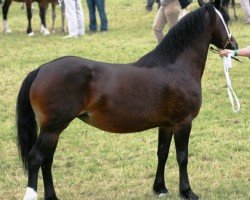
[[198, 0, 205, 6], [211, 0, 221, 9]]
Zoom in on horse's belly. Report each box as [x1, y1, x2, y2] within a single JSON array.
[[78, 111, 163, 133]]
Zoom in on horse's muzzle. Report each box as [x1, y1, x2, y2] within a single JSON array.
[[227, 36, 238, 50]]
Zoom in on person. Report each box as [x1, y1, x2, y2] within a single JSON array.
[[86, 0, 108, 32], [239, 0, 250, 24], [146, 0, 160, 12], [153, 0, 182, 43], [64, 0, 85, 38], [220, 47, 250, 58]]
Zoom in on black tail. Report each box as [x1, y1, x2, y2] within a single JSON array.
[[16, 68, 40, 171]]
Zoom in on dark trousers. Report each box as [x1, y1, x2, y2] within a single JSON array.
[[146, 0, 160, 11], [86, 0, 108, 31]]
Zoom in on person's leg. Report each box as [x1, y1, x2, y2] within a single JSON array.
[[64, 0, 78, 36], [164, 1, 181, 29], [75, 0, 85, 36], [239, 0, 250, 23], [146, 0, 155, 11], [153, 6, 167, 43], [86, 0, 97, 31], [95, 0, 108, 31]]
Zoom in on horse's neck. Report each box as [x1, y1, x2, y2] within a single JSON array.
[[179, 35, 211, 80]]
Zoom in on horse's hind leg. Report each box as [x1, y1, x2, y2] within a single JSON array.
[[41, 135, 59, 200], [61, 0, 66, 32], [23, 130, 61, 200], [174, 124, 199, 200], [153, 127, 173, 196], [2, 0, 12, 33], [232, 0, 238, 19], [51, 3, 56, 33], [39, 1, 50, 35]]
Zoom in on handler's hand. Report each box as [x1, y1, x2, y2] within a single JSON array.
[[219, 49, 233, 57]]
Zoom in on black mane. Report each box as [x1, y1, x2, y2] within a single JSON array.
[[136, 3, 216, 66]]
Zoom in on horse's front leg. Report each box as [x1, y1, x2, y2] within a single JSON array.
[[39, 1, 50, 35], [25, 0, 33, 35], [153, 127, 173, 196], [174, 124, 199, 200], [2, 0, 12, 33]]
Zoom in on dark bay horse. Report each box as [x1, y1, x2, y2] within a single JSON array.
[[17, 0, 238, 199], [222, 0, 237, 20], [2, 0, 56, 35]]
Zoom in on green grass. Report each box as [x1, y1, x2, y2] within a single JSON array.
[[0, 0, 249, 199]]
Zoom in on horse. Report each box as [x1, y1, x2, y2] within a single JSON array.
[[222, 0, 238, 20], [2, 0, 56, 35], [16, 0, 238, 199], [44, 0, 66, 33], [18, 0, 66, 34]]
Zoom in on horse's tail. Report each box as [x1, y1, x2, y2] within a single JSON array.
[[16, 68, 40, 171]]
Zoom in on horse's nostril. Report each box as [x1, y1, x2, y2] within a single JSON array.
[[232, 43, 238, 50]]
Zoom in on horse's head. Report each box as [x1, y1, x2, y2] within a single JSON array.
[[198, 0, 238, 50]]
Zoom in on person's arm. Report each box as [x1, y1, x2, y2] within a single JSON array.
[[220, 47, 250, 57], [236, 47, 250, 57]]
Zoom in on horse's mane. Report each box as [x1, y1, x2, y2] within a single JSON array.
[[136, 3, 216, 66]]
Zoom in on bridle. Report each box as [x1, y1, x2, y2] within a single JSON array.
[[210, 6, 241, 62], [213, 7, 241, 113], [213, 7, 233, 49]]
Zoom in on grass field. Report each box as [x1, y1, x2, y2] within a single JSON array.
[[0, 0, 249, 199]]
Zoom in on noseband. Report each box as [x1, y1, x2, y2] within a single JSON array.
[[213, 7, 232, 49]]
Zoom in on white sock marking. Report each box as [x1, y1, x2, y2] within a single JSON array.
[[23, 187, 37, 200]]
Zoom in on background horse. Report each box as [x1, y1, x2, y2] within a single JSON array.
[[2, 0, 57, 35], [16, 0, 237, 199], [45, 0, 66, 33], [222, 0, 238, 19]]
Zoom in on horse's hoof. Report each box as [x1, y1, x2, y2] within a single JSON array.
[[45, 197, 59, 200], [43, 30, 50, 35], [3, 20, 11, 33], [180, 189, 199, 200], [40, 25, 50, 35], [23, 187, 37, 200], [158, 192, 170, 198], [4, 29, 12, 34], [28, 32, 34, 36], [153, 186, 170, 197]]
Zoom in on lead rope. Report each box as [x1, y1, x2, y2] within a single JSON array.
[[213, 7, 240, 112], [223, 54, 240, 112]]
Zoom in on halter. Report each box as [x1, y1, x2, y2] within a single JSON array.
[[213, 7, 232, 49], [212, 7, 240, 112]]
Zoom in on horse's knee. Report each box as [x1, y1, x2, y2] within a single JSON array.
[[27, 149, 43, 170], [176, 151, 188, 167], [157, 150, 168, 161], [52, 12, 56, 20]]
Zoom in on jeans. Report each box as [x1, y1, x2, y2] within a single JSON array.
[[146, 0, 160, 11], [86, 0, 108, 31]]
